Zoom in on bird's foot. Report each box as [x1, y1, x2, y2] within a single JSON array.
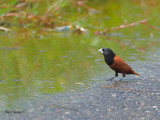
[[105, 77, 115, 81]]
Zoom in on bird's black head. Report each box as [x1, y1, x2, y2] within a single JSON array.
[[98, 48, 116, 65]]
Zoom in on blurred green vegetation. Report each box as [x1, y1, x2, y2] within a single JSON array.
[[0, 0, 160, 109]]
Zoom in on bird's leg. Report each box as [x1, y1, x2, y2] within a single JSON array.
[[123, 73, 125, 77], [115, 71, 118, 77], [105, 71, 119, 81]]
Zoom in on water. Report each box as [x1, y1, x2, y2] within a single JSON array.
[[0, 0, 160, 119], [0, 32, 159, 111]]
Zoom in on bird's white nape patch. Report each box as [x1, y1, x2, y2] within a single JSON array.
[[98, 48, 103, 53]]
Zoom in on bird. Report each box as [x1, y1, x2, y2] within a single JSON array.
[[98, 48, 140, 77]]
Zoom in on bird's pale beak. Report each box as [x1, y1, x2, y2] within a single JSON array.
[[98, 48, 103, 53]]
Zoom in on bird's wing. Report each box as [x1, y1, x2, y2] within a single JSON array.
[[113, 55, 132, 70]]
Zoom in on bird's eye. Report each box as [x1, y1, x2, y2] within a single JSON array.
[[102, 48, 105, 51]]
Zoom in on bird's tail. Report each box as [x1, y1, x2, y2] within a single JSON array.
[[132, 71, 140, 76]]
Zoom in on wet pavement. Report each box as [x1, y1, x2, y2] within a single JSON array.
[[1, 62, 160, 120]]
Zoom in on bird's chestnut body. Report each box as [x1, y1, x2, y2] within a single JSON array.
[[99, 48, 140, 77]]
